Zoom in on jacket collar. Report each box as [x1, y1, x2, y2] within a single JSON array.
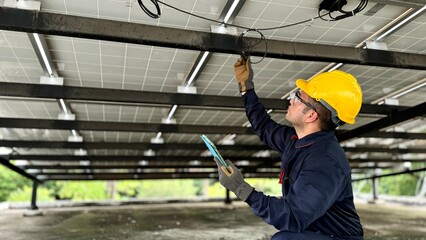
[[294, 130, 335, 148]]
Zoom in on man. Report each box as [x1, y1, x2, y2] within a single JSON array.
[[214, 57, 364, 240]]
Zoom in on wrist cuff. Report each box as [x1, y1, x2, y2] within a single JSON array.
[[235, 181, 254, 202]]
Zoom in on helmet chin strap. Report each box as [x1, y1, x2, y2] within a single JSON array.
[[319, 100, 344, 126]]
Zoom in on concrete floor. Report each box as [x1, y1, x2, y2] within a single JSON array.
[[0, 201, 425, 240]]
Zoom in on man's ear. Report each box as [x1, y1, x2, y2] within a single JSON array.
[[305, 109, 319, 123]]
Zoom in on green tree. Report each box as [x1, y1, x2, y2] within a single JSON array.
[[56, 181, 109, 200], [379, 171, 419, 196], [138, 179, 198, 198], [0, 164, 31, 201], [116, 180, 142, 199], [8, 185, 53, 202]]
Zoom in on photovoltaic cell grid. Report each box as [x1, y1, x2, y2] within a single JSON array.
[[0, 0, 424, 179]]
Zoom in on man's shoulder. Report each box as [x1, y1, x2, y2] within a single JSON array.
[[306, 140, 350, 172]]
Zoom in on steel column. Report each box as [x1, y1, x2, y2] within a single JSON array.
[[225, 189, 232, 204], [372, 177, 378, 200], [30, 181, 39, 210]]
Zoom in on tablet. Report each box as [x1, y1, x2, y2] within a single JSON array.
[[200, 134, 229, 168]]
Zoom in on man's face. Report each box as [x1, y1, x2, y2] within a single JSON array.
[[285, 90, 315, 126]]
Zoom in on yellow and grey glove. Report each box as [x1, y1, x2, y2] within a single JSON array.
[[214, 158, 254, 201], [234, 57, 254, 93]]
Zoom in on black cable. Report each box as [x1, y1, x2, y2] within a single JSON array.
[[137, 0, 367, 63], [237, 29, 267, 64], [319, 0, 339, 21], [137, 0, 161, 19], [137, 0, 327, 64], [318, 0, 368, 21], [339, 0, 368, 16], [140, 0, 327, 32]]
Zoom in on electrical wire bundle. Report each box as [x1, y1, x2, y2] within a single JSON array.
[[137, 0, 368, 63], [237, 29, 267, 64], [137, 0, 161, 18], [318, 0, 369, 21]]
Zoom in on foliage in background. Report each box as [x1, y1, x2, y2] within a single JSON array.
[[8, 186, 52, 202], [116, 181, 141, 199], [1, 163, 424, 202], [378, 167, 420, 196], [56, 181, 109, 200], [353, 164, 424, 196], [137, 179, 199, 198], [0, 164, 30, 201]]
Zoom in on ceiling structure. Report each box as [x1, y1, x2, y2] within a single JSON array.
[[0, 0, 425, 183]]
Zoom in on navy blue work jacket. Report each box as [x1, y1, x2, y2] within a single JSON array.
[[243, 90, 363, 238]]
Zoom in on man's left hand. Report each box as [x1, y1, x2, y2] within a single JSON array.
[[214, 159, 254, 201]]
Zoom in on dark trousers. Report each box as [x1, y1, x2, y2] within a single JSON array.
[[272, 230, 334, 240]]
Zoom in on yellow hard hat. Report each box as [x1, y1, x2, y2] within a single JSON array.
[[295, 70, 362, 124]]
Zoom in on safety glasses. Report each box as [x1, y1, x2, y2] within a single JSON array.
[[290, 90, 317, 113]]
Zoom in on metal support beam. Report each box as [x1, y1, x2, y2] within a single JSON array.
[[0, 82, 408, 115], [9, 154, 280, 162], [0, 117, 255, 134], [352, 167, 426, 182], [1, 140, 265, 151], [2, 131, 425, 150], [359, 131, 426, 139], [370, 0, 426, 8], [0, 82, 283, 110], [342, 146, 426, 154], [349, 158, 426, 163], [18, 164, 394, 171], [338, 101, 426, 142], [1, 7, 426, 70], [19, 164, 280, 171], [9, 155, 425, 164], [35, 172, 280, 181], [4, 117, 426, 143], [28, 33, 58, 77], [218, 0, 246, 23], [0, 155, 42, 183], [3, 138, 426, 154]]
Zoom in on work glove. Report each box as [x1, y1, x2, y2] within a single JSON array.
[[215, 158, 254, 201], [234, 57, 254, 93]]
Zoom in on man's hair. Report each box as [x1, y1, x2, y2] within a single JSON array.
[[305, 98, 337, 131]]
